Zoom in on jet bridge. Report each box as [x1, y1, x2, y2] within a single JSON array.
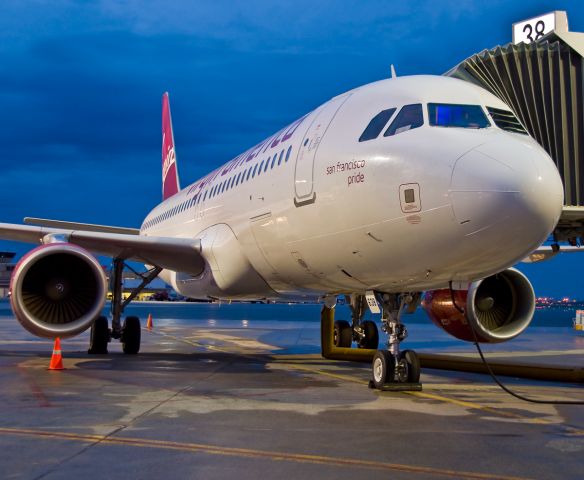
[[445, 12, 584, 244]]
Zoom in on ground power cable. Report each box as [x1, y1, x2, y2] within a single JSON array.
[[448, 282, 584, 405]]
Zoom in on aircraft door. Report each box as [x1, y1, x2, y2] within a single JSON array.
[[294, 93, 351, 206]]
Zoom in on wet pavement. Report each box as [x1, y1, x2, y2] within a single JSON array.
[[0, 304, 583, 479]]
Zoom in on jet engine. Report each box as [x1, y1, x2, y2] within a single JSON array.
[[422, 268, 535, 343], [9, 244, 107, 338]]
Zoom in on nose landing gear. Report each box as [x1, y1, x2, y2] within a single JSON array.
[[369, 293, 422, 391], [319, 293, 421, 390]]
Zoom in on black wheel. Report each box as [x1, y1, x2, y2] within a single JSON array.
[[371, 350, 395, 389], [396, 349, 421, 383], [358, 320, 379, 349], [333, 320, 352, 348], [88, 316, 109, 354], [122, 316, 141, 354]]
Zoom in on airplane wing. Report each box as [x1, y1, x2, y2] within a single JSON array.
[[522, 206, 584, 263], [555, 206, 584, 240], [557, 205, 584, 225], [0, 222, 204, 275], [521, 206, 584, 263], [522, 244, 583, 263], [23, 217, 141, 235]]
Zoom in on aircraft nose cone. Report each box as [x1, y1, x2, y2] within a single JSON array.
[[450, 136, 563, 257]]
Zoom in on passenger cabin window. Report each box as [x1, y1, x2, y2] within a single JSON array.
[[384, 104, 424, 137], [486, 107, 528, 134], [359, 108, 396, 142], [428, 103, 490, 129]]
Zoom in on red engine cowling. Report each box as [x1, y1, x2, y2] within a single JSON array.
[[422, 268, 535, 343], [9, 244, 107, 338]]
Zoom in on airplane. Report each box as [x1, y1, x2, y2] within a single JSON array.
[[0, 74, 572, 389]]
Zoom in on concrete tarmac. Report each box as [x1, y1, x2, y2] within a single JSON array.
[[0, 306, 583, 480]]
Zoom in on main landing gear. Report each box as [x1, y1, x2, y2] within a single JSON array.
[[369, 293, 422, 391], [333, 295, 379, 349], [88, 258, 161, 355]]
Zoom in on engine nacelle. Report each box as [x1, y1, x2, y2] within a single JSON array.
[[9, 244, 107, 338], [422, 268, 535, 343]]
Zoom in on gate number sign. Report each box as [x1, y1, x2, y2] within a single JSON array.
[[512, 12, 567, 45]]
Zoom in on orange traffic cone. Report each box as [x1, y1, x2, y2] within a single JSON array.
[[48, 338, 64, 370], [146, 313, 153, 330]]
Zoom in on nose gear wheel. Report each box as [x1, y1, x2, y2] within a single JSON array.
[[369, 293, 423, 391]]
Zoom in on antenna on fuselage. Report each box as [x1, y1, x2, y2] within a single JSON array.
[[390, 64, 397, 78]]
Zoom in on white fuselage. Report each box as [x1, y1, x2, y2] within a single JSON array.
[[141, 75, 564, 300]]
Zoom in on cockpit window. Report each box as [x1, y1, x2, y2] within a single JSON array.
[[384, 104, 423, 137], [359, 108, 396, 142], [486, 107, 528, 134], [428, 103, 490, 129]]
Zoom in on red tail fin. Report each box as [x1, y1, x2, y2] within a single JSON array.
[[162, 92, 180, 200]]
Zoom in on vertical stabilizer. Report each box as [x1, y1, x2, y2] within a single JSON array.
[[162, 92, 180, 200]]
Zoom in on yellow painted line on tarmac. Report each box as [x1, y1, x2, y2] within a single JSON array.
[[193, 331, 277, 351], [148, 328, 279, 358], [145, 329, 551, 424], [277, 362, 551, 423], [0, 427, 533, 480], [404, 391, 549, 423], [278, 362, 368, 385], [146, 329, 228, 354]]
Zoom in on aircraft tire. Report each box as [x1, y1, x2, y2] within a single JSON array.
[[333, 320, 352, 348], [401, 349, 421, 383], [372, 350, 395, 389], [88, 315, 109, 354], [358, 320, 379, 349], [122, 316, 141, 354]]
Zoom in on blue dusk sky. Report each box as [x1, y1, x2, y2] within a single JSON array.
[[0, 1, 583, 298]]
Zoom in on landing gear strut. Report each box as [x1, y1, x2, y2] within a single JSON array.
[[88, 258, 161, 355], [347, 294, 379, 349], [369, 292, 422, 391], [331, 295, 380, 349]]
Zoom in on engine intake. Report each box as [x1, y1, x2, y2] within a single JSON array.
[[422, 268, 535, 343], [10, 244, 107, 338]]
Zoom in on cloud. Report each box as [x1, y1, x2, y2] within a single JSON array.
[[2, 0, 584, 301]]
